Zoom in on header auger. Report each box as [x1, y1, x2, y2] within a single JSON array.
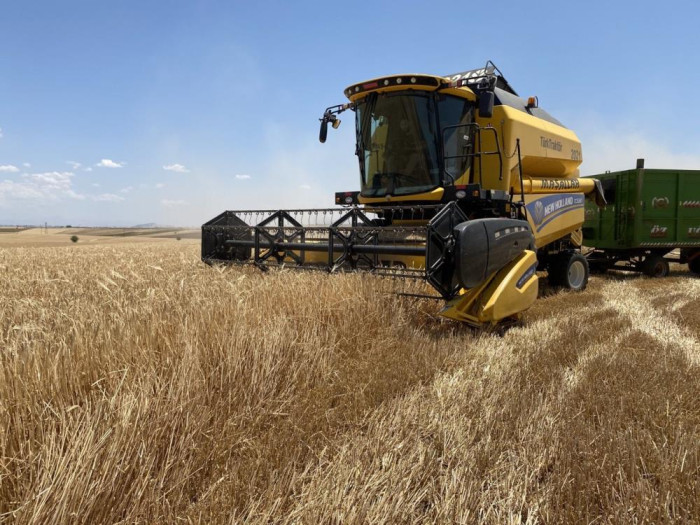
[[202, 61, 604, 327]]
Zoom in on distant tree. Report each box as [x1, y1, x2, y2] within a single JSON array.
[[66, 225, 72, 228], [176, 236, 182, 241], [70, 235, 79, 243]]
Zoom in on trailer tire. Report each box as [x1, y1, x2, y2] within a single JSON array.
[[549, 252, 589, 291], [642, 254, 669, 278]]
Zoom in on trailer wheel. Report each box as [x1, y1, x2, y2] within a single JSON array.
[[642, 254, 669, 278], [549, 253, 589, 291]]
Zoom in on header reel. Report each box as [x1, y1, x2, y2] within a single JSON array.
[[202, 202, 538, 323], [203, 202, 467, 299]]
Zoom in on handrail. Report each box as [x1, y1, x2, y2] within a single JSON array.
[[441, 123, 503, 187]]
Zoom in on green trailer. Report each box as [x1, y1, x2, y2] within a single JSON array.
[[583, 159, 700, 277]]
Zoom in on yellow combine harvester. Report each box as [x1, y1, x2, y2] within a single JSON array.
[[202, 61, 605, 327]]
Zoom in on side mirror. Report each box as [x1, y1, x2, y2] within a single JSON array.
[[319, 111, 340, 143], [319, 104, 351, 143], [478, 91, 494, 118]]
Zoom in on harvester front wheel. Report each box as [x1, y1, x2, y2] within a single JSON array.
[[642, 254, 669, 278], [549, 252, 589, 291]]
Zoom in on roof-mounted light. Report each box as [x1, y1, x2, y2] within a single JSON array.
[[344, 75, 442, 99]]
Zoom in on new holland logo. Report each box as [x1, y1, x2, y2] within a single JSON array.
[[528, 195, 583, 230], [650, 225, 668, 238], [533, 201, 545, 225]]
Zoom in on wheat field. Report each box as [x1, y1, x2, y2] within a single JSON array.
[[0, 240, 698, 524]]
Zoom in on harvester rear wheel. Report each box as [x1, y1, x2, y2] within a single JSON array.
[[687, 252, 700, 275], [642, 254, 669, 278], [548, 252, 589, 291]]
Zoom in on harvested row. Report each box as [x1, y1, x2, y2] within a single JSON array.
[[279, 278, 700, 523]]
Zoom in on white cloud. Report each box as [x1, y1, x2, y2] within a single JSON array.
[[23, 162, 31, 168], [23, 171, 74, 191], [235, 174, 251, 180], [299, 184, 311, 190], [67, 161, 82, 170], [91, 183, 100, 187], [0, 172, 122, 204], [163, 163, 189, 173], [92, 193, 125, 202], [119, 186, 134, 194], [0, 171, 78, 202], [155, 183, 165, 189], [84, 167, 93, 172], [0, 165, 20, 173], [0, 127, 3, 138], [96, 159, 125, 168], [0, 179, 45, 200], [161, 199, 188, 207]]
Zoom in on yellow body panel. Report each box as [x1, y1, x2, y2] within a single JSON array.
[[524, 193, 585, 248], [439, 250, 538, 325], [474, 106, 582, 193], [436, 86, 477, 101]]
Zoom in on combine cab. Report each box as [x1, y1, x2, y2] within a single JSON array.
[[203, 62, 605, 326]]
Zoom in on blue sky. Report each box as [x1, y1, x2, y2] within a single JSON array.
[[1, 0, 699, 226]]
